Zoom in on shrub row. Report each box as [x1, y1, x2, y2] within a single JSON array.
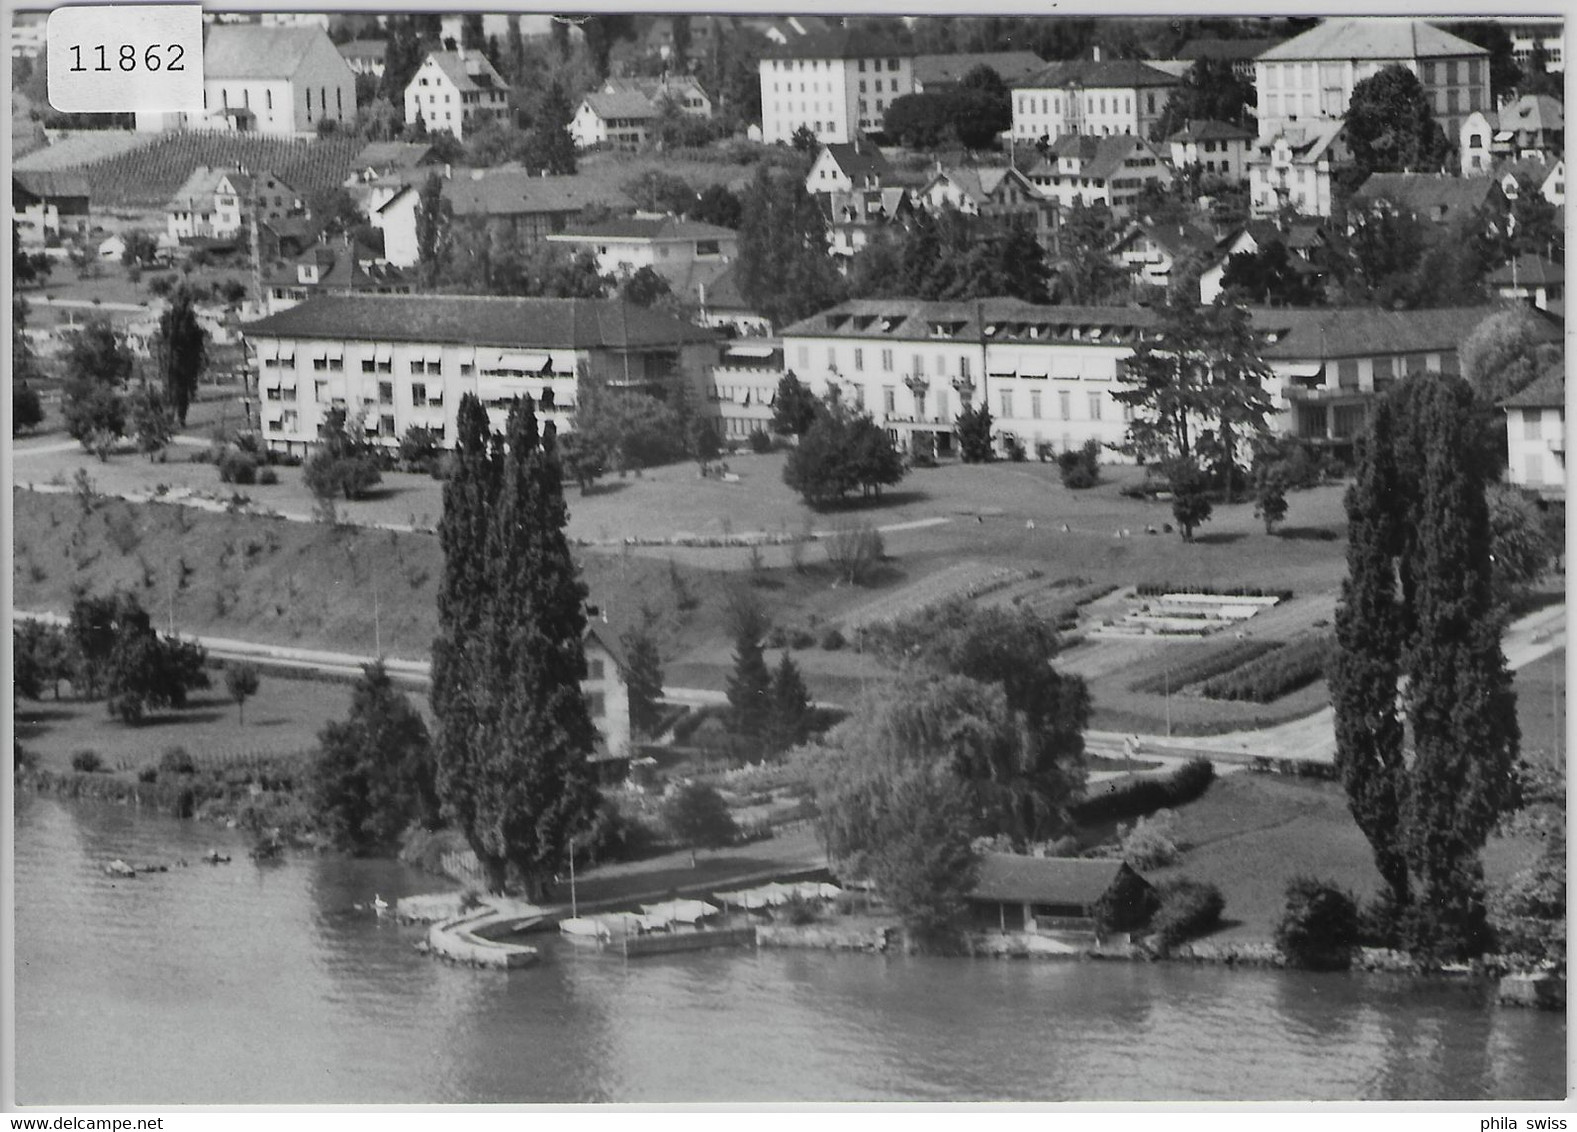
[[1150, 878, 1225, 951], [1070, 757, 1215, 827], [1200, 634, 1333, 703], [1128, 639, 1280, 695], [1135, 582, 1293, 600]]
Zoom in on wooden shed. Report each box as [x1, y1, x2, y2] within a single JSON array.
[[968, 854, 1157, 936]]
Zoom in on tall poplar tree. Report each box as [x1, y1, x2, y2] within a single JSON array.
[[432, 394, 599, 896], [1331, 374, 1520, 959], [156, 283, 207, 427]]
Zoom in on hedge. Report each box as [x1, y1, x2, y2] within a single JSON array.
[[1128, 639, 1280, 695], [1070, 757, 1215, 826], [1200, 634, 1333, 703], [1134, 582, 1293, 601]]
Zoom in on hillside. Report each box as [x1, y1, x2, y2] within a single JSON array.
[[36, 131, 364, 208]]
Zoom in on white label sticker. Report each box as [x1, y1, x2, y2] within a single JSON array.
[[47, 5, 204, 114]]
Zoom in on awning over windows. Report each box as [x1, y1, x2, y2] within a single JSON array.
[[1280, 361, 1325, 378], [726, 345, 778, 359], [502, 353, 552, 372]]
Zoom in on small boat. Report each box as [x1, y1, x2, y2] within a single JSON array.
[[104, 859, 136, 878], [559, 916, 606, 938]]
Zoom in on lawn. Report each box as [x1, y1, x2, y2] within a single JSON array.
[[15, 674, 369, 776]]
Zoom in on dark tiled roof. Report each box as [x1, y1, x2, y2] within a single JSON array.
[[425, 50, 504, 94], [13, 170, 91, 200], [912, 51, 1045, 88], [352, 141, 436, 171], [583, 89, 659, 120], [338, 39, 387, 60], [821, 141, 892, 181], [436, 169, 633, 218], [763, 28, 909, 60], [1166, 118, 1255, 144], [1500, 362, 1566, 409], [1021, 58, 1180, 91], [204, 25, 333, 79], [1176, 37, 1284, 62], [780, 298, 1162, 343], [1249, 305, 1560, 360], [1487, 255, 1564, 288], [243, 294, 718, 349], [1351, 173, 1501, 220], [971, 854, 1142, 907]]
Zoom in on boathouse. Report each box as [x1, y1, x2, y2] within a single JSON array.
[[968, 854, 1157, 936]]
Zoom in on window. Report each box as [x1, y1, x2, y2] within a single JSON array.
[[313, 356, 328, 371], [797, 346, 809, 369], [1030, 391, 1042, 419], [883, 386, 896, 413], [379, 414, 395, 437], [460, 362, 474, 376], [329, 357, 343, 372], [412, 382, 426, 404], [587, 658, 605, 680], [1000, 391, 1013, 418], [881, 348, 893, 372], [959, 356, 970, 379], [378, 382, 393, 404], [912, 354, 924, 376], [587, 691, 605, 717], [827, 347, 838, 370], [1059, 390, 1071, 421], [854, 348, 864, 371], [1523, 411, 1543, 441], [1336, 359, 1359, 389], [1088, 394, 1102, 421]]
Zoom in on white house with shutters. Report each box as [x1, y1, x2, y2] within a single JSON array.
[[1502, 366, 1566, 499], [403, 51, 511, 142]]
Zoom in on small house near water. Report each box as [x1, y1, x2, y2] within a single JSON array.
[[968, 854, 1156, 936]]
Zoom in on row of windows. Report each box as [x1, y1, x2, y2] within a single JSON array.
[[765, 57, 901, 72], [1015, 92, 1160, 118]]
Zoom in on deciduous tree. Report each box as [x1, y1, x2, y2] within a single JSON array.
[[1345, 65, 1451, 180]]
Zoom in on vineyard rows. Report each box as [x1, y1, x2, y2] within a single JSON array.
[[51, 131, 363, 208]]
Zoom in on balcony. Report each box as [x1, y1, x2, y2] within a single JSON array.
[[1282, 384, 1369, 404]]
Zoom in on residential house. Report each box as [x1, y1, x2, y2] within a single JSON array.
[[166, 166, 301, 242], [968, 855, 1156, 937], [135, 25, 356, 137], [1198, 219, 1328, 304], [602, 75, 713, 119], [911, 51, 1046, 93], [822, 187, 915, 260], [688, 261, 772, 339], [1026, 134, 1174, 219], [11, 171, 91, 248], [1011, 54, 1179, 145], [804, 141, 892, 195], [758, 29, 914, 145], [1257, 304, 1561, 451], [1460, 94, 1564, 176], [1109, 218, 1218, 294], [1348, 172, 1507, 234], [918, 165, 1059, 249], [403, 51, 510, 142], [1247, 120, 1349, 218], [1253, 19, 1489, 144], [241, 294, 718, 455], [1488, 254, 1564, 312], [1501, 364, 1566, 498], [571, 89, 659, 149], [1497, 156, 1566, 208], [337, 39, 387, 77], [262, 238, 414, 314], [373, 167, 632, 268], [1166, 119, 1254, 181], [546, 215, 738, 283]]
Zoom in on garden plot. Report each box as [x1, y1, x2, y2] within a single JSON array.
[[1095, 591, 1284, 638], [837, 561, 1033, 631]]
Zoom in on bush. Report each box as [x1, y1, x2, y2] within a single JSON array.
[[789, 627, 816, 650], [821, 627, 846, 651], [1057, 439, 1102, 489], [256, 467, 279, 486], [1120, 809, 1179, 869], [71, 749, 104, 773], [138, 767, 158, 783], [217, 447, 259, 485], [1070, 757, 1215, 826], [1149, 878, 1225, 952], [663, 782, 739, 849], [1276, 877, 1360, 970], [159, 746, 196, 775], [1199, 635, 1333, 703]]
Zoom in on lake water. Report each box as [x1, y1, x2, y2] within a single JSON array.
[[13, 795, 1567, 1105]]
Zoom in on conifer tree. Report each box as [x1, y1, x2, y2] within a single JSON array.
[[767, 653, 813, 754], [156, 283, 207, 427], [726, 626, 772, 742], [621, 626, 665, 738], [431, 394, 599, 896], [1331, 375, 1520, 958]]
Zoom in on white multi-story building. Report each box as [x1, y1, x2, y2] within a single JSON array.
[[570, 90, 658, 149], [242, 294, 718, 455], [1460, 94, 1564, 176], [1247, 120, 1348, 218], [546, 216, 737, 283], [776, 298, 1537, 459], [135, 25, 356, 137], [1254, 19, 1489, 144], [165, 167, 300, 241], [1165, 119, 1255, 182], [1501, 364, 1565, 498], [1026, 134, 1173, 218], [1011, 54, 1178, 144], [758, 30, 913, 145], [1505, 20, 1564, 73], [404, 51, 510, 141]]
